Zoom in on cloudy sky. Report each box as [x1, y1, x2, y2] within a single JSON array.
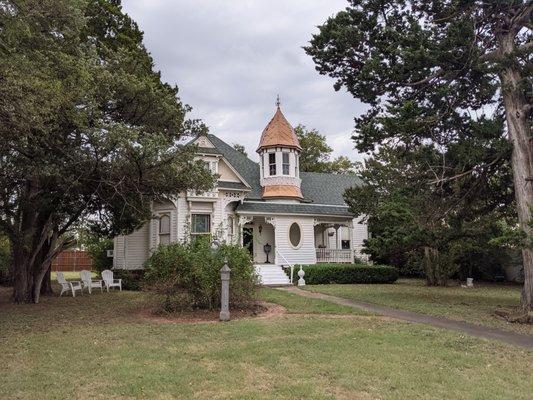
[[122, 0, 367, 162]]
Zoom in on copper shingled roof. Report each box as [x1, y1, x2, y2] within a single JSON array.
[[262, 185, 303, 199], [256, 106, 302, 152]]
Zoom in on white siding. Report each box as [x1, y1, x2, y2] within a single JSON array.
[[113, 236, 125, 269], [352, 216, 368, 257], [176, 196, 189, 241], [273, 216, 316, 265], [113, 224, 149, 270]]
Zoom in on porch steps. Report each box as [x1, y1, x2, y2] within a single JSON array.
[[254, 264, 292, 286]]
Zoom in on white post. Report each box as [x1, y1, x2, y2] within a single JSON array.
[[297, 266, 305, 286], [219, 263, 231, 321]]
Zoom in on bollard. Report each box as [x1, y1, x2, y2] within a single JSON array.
[[219, 263, 231, 321]]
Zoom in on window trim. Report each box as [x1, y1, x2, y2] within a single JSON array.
[[158, 214, 171, 245], [268, 153, 276, 176], [191, 213, 211, 235], [288, 221, 303, 249], [282, 152, 290, 175]]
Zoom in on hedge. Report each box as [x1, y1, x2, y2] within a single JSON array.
[[292, 263, 398, 285]]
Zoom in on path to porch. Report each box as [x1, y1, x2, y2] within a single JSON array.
[[277, 287, 533, 349]]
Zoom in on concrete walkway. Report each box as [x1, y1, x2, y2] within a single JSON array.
[[279, 286, 533, 350]]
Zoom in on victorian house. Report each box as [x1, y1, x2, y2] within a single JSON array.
[[113, 104, 368, 285]]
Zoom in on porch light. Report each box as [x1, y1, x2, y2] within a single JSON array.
[[263, 243, 272, 264], [258, 224, 263, 235]]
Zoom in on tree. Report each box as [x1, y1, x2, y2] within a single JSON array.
[[232, 143, 248, 157], [306, 1, 532, 309], [347, 135, 514, 285], [0, 0, 214, 303], [295, 125, 355, 173]]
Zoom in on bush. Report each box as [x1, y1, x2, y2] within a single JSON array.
[[144, 236, 257, 310], [294, 263, 399, 285], [111, 269, 145, 291], [0, 235, 11, 286]]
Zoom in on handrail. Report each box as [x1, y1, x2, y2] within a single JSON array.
[[275, 248, 294, 284]]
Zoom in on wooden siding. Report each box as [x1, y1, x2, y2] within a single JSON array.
[[273, 216, 316, 265]]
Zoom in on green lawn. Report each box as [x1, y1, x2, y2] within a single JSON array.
[[260, 287, 373, 315], [304, 279, 533, 336], [0, 286, 532, 399]]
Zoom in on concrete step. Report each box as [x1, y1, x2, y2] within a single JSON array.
[[254, 264, 291, 286]]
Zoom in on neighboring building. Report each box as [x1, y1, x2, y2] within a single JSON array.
[[113, 104, 368, 284]]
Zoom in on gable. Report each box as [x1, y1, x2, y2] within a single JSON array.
[[193, 135, 215, 148], [218, 158, 242, 183]]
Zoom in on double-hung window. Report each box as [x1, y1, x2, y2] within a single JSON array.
[[269, 153, 276, 176], [191, 214, 211, 235], [282, 152, 290, 175], [159, 214, 171, 245]]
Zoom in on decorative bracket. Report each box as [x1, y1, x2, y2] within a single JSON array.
[[265, 217, 276, 227], [238, 215, 253, 226]]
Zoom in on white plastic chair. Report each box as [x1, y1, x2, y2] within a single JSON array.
[[101, 269, 122, 292], [80, 270, 103, 294], [56, 271, 83, 297]]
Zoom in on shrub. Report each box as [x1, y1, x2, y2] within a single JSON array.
[[293, 263, 399, 285], [111, 269, 145, 291], [144, 236, 257, 310], [0, 235, 11, 286]]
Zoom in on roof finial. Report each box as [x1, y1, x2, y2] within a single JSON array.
[[276, 94, 281, 108]]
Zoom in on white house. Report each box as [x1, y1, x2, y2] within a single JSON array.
[[113, 104, 368, 285]]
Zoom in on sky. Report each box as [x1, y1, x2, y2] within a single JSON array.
[[121, 0, 367, 162]]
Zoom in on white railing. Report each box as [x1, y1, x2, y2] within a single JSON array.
[[316, 248, 354, 263], [275, 248, 294, 284]]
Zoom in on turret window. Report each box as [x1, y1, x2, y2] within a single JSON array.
[[282, 152, 290, 175], [269, 153, 276, 176]]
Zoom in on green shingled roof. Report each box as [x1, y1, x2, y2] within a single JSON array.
[[235, 201, 353, 217], [206, 134, 362, 206]]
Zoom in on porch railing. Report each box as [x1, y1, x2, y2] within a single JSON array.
[[276, 248, 294, 284], [316, 248, 354, 264]]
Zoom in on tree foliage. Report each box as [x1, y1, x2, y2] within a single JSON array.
[[295, 125, 355, 174], [306, 1, 531, 293], [232, 143, 248, 157], [0, 0, 214, 303]]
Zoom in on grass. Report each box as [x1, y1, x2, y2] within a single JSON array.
[[51, 271, 96, 281], [0, 285, 532, 399], [304, 279, 533, 335], [260, 287, 372, 315]]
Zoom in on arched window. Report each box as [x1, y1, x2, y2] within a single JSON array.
[[289, 222, 302, 248], [159, 214, 170, 245]]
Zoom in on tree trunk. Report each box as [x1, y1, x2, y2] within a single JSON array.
[[423, 246, 439, 286], [499, 35, 533, 311], [40, 266, 53, 296], [11, 246, 35, 303]]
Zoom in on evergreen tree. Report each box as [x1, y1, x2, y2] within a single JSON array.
[[306, 1, 532, 308], [0, 0, 214, 303]]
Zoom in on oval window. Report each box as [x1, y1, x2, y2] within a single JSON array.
[[289, 222, 301, 248]]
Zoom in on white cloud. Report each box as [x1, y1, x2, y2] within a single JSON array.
[[122, 0, 367, 161]]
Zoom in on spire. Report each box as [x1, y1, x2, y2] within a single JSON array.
[[256, 102, 302, 152], [276, 94, 281, 108]]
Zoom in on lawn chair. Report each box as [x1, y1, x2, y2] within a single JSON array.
[[101, 269, 122, 292], [56, 271, 83, 297], [80, 270, 103, 294]]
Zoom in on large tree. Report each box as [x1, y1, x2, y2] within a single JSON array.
[[0, 0, 213, 303], [295, 125, 355, 173], [306, 1, 532, 309]]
